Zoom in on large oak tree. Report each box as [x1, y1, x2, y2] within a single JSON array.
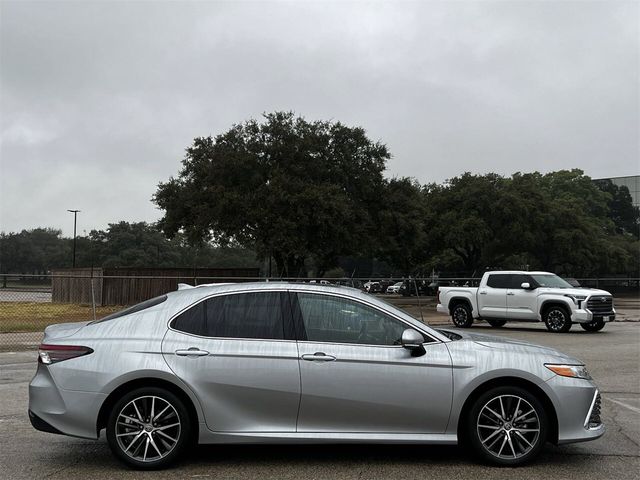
[[154, 112, 389, 276]]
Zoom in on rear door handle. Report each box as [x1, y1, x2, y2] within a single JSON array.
[[175, 347, 209, 357], [301, 352, 336, 362], [507, 292, 515, 296]]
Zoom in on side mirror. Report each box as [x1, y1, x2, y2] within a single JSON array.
[[521, 282, 532, 290], [401, 328, 424, 350]]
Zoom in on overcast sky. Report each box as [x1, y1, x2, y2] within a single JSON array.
[[1, 0, 638, 236]]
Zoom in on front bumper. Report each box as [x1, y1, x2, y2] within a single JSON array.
[[572, 308, 616, 323], [545, 375, 605, 444]]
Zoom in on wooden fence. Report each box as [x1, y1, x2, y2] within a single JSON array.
[[51, 267, 260, 306]]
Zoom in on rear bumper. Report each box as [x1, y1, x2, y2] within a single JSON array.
[[436, 304, 448, 314], [29, 363, 106, 439]]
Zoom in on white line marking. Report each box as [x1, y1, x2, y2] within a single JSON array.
[[605, 397, 640, 414]]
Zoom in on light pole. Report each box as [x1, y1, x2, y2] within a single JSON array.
[[67, 209, 80, 268]]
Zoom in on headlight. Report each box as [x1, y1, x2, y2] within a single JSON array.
[[564, 294, 587, 307], [545, 364, 592, 380]]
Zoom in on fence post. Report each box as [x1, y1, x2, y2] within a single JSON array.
[[90, 268, 96, 321]]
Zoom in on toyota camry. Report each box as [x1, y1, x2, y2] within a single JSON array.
[[29, 282, 603, 469]]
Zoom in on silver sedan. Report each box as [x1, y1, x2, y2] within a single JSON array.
[[29, 283, 604, 469]]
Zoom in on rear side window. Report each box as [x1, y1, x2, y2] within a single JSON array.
[[172, 292, 286, 340], [486, 274, 511, 289]]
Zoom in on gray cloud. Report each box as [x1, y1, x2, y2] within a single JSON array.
[[1, 0, 638, 236]]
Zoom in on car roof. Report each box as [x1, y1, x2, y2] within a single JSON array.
[[485, 271, 552, 275]]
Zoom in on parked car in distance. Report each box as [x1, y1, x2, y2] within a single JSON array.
[[29, 282, 604, 469], [386, 281, 404, 294], [399, 279, 428, 296], [437, 271, 615, 333], [364, 281, 382, 294]]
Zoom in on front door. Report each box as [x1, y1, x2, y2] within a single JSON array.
[[161, 291, 301, 432], [292, 292, 452, 433], [506, 274, 538, 320]]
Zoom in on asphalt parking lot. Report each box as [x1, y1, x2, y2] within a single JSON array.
[[0, 322, 638, 480]]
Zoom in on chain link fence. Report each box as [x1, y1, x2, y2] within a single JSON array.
[[1, 273, 638, 351]]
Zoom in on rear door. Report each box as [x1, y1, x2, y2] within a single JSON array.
[[478, 274, 510, 318], [506, 274, 538, 320], [161, 290, 301, 432], [292, 292, 452, 433]]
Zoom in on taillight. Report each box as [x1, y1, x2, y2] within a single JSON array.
[[436, 289, 440, 304], [38, 344, 93, 365]]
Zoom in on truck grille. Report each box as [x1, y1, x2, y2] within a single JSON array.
[[586, 296, 613, 315], [588, 393, 602, 429]]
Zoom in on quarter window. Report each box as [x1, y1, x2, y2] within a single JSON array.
[[172, 292, 285, 340], [296, 293, 412, 346]]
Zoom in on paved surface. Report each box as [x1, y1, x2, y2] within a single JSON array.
[[0, 322, 638, 479]]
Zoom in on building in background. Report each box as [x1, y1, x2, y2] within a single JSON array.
[[595, 175, 639, 208]]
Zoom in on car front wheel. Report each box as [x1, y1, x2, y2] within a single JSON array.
[[106, 387, 191, 469], [543, 306, 572, 333], [467, 386, 548, 466]]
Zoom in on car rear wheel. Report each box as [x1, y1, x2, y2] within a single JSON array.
[[106, 387, 191, 470], [486, 319, 507, 328], [451, 303, 473, 328], [543, 306, 572, 333], [580, 319, 605, 332], [467, 386, 547, 466]]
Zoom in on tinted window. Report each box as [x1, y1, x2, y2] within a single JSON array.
[[172, 292, 285, 340], [296, 293, 410, 346], [486, 274, 511, 289], [509, 274, 532, 289]]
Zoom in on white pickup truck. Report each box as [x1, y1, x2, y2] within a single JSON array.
[[436, 270, 616, 333]]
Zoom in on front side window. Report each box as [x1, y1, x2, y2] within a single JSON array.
[[509, 274, 533, 289], [296, 293, 411, 346], [172, 292, 285, 340]]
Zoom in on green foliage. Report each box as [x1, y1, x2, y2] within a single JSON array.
[[424, 170, 638, 276], [154, 112, 388, 276]]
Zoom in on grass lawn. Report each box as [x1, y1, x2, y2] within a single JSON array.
[[0, 302, 122, 333]]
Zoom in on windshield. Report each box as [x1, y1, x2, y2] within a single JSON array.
[[529, 274, 573, 289]]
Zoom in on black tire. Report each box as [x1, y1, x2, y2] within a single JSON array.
[[486, 319, 507, 328], [106, 387, 192, 470], [451, 302, 473, 328], [580, 319, 605, 332], [543, 306, 572, 333], [466, 386, 548, 466]]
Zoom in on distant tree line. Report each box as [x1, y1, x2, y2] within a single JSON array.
[[0, 222, 260, 275], [2, 112, 638, 278]]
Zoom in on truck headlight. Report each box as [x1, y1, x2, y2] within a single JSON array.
[[545, 364, 592, 380], [564, 294, 587, 307]]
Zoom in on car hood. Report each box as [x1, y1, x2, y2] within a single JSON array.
[[538, 287, 611, 297], [440, 329, 582, 364]]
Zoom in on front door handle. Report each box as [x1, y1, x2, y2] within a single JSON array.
[[175, 347, 209, 357], [479, 290, 487, 295], [301, 352, 336, 362], [507, 292, 515, 296]]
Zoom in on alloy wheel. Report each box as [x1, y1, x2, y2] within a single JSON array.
[[115, 395, 181, 463], [477, 394, 541, 460], [453, 306, 469, 327]]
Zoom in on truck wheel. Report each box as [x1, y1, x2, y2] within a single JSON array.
[[580, 319, 605, 332], [486, 319, 507, 328], [451, 303, 473, 328], [543, 306, 572, 333]]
